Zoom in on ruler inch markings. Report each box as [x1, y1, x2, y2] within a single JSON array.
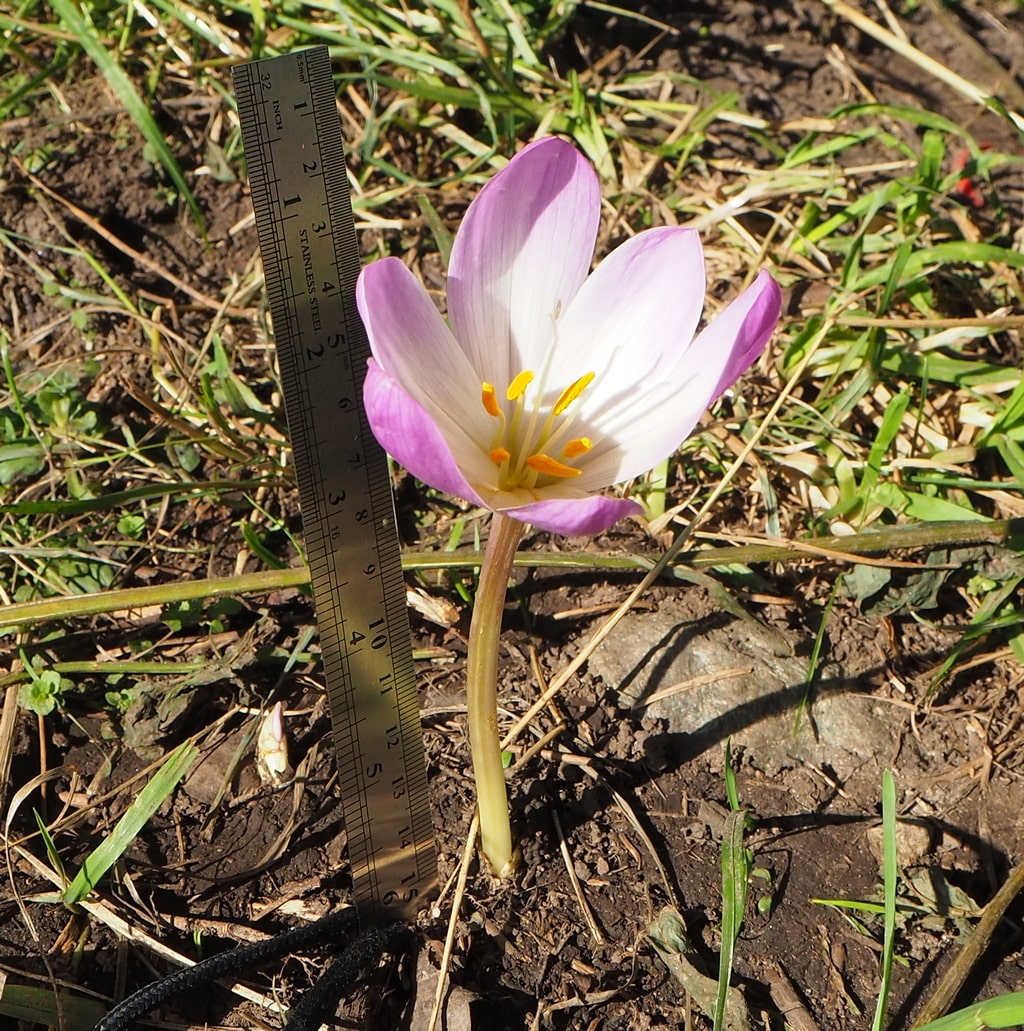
[[233, 46, 437, 924]]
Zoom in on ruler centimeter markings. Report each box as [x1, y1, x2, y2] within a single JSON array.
[[232, 46, 437, 923]]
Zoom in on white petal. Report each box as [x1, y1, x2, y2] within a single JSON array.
[[548, 227, 706, 409], [536, 228, 710, 488], [575, 271, 781, 489], [447, 138, 600, 389], [357, 258, 494, 450]]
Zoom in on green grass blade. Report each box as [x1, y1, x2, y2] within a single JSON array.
[[878, 237, 916, 314], [1, 660, 209, 687], [914, 992, 1024, 1031], [995, 438, 1024, 482], [928, 576, 1024, 690], [0, 983, 107, 1030], [897, 490, 987, 522], [62, 742, 198, 904], [795, 575, 841, 735], [872, 769, 898, 1031], [857, 389, 911, 513], [975, 993, 1024, 1028], [831, 101, 979, 138], [978, 375, 1024, 447], [853, 241, 1024, 292], [715, 808, 750, 1031], [417, 195, 457, 268], [46, 0, 206, 235], [0, 479, 272, 518], [723, 738, 741, 812], [641, 457, 670, 522], [810, 897, 925, 916], [33, 809, 67, 885]]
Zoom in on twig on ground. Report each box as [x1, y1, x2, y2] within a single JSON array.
[[639, 667, 752, 708], [0, 688, 19, 813], [5, 518, 1022, 632], [427, 811, 479, 1031], [912, 858, 1024, 1027], [552, 809, 605, 946], [764, 960, 821, 1031]]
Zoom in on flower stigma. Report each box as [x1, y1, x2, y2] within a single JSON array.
[[480, 369, 596, 491]]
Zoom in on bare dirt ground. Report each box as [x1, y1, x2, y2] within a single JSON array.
[[1, 2, 1023, 1029]]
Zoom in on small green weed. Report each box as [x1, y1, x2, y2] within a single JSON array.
[[17, 661, 74, 716]]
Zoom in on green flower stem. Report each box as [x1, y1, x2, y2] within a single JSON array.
[[466, 512, 525, 876]]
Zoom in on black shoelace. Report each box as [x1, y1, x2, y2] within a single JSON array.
[[93, 908, 413, 1031]]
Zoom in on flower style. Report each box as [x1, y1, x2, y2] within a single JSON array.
[[357, 136, 782, 536]]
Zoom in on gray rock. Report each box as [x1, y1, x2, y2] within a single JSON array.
[[588, 606, 896, 776], [409, 949, 477, 1031]]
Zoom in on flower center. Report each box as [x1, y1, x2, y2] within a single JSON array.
[[479, 369, 595, 491]]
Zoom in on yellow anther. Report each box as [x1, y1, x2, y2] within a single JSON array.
[[481, 382, 501, 418], [526, 453, 583, 478], [480, 369, 599, 490], [506, 370, 534, 401], [562, 437, 592, 459], [553, 372, 595, 415]]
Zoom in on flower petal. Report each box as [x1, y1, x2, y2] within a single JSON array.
[[357, 257, 494, 448], [363, 359, 487, 508], [706, 269, 783, 401], [536, 227, 705, 489], [568, 265, 782, 489], [548, 227, 707, 413], [447, 137, 600, 387], [364, 360, 640, 535], [502, 494, 643, 536]]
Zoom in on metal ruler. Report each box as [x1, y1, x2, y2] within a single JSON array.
[[232, 47, 436, 923]]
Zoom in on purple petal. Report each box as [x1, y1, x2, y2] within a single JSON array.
[[447, 137, 600, 386], [356, 258, 491, 441], [705, 270, 783, 402], [363, 359, 486, 508], [500, 495, 643, 536]]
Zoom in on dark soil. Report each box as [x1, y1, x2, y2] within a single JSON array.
[[1, 2, 1023, 1030]]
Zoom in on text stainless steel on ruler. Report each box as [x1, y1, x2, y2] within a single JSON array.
[[232, 47, 437, 922]]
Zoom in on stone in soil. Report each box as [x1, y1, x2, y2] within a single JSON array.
[[588, 605, 898, 777]]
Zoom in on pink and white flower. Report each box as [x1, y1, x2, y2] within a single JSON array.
[[357, 136, 781, 536]]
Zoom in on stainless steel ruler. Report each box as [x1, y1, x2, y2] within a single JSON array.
[[232, 46, 436, 923]]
